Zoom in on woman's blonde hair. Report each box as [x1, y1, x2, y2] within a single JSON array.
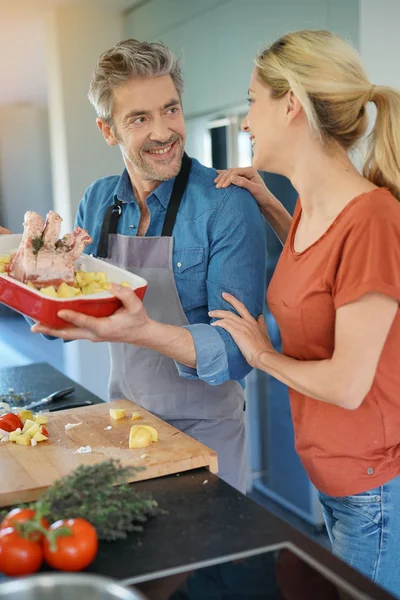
[[255, 30, 400, 200]]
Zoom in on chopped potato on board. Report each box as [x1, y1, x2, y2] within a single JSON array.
[[129, 424, 159, 448], [32, 431, 48, 442], [22, 419, 37, 433], [20, 410, 33, 422], [15, 434, 31, 446], [109, 408, 125, 420], [139, 425, 159, 442], [129, 426, 153, 449], [34, 415, 48, 425]]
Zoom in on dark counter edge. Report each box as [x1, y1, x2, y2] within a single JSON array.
[[91, 469, 394, 600]]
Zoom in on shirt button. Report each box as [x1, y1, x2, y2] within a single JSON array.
[[367, 467, 374, 475], [177, 262, 182, 268], [375, 495, 381, 501]]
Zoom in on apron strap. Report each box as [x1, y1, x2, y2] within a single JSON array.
[[161, 152, 192, 237], [96, 198, 123, 258], [96, 153, 192, 258]]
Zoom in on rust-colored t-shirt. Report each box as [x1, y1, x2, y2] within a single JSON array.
[[267, 188, 400, 496]]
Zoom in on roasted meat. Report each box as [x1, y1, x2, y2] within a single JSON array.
[[7, 210, 92, 288]]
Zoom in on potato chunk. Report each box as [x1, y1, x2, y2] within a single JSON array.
[[109, 408, 125, 420], [15, 434, 31, 446], [20, 410, 33, 422], [82, 282, 104, 295], [9, 428, 22, 442], [140, 425, 158, 442], [22, 419, 37, 433], [34, 415, 48, 425], [25, 423, 40, 439], [32, 431, 48, 442], [57, 282, 80, 298], [40, 286, 58, 298], [129, 426, 153, 449]]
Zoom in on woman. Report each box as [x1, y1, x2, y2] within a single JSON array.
[[212, 29, 400, 597]]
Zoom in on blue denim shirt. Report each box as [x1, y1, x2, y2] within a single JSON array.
[[76, 157, 267, 385]]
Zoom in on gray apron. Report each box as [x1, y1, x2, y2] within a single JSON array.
[[96, 154, 246, 491]]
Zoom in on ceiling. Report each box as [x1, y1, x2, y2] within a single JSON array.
[[0, 0, 144, 106]]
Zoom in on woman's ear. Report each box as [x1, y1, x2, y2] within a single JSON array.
[[285, 90, 302, 122]]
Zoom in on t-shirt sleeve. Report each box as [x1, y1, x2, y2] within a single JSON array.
[[333, 214, 400, 309]]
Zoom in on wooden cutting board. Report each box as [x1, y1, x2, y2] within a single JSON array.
[[0, 399, 218, 508]]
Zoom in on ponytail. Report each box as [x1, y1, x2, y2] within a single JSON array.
[[363, 86, 400, 200]]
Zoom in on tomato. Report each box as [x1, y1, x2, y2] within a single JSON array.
[[0, 527, 43, 576], [43, 518, 98, 571], [40, 426, 49, 437], [0, 413, 23, 433], [1, 508, 49, 542]]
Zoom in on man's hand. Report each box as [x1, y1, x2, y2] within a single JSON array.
[[31, 284, 153, 344]]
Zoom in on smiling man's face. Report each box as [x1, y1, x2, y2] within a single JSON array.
[[103, 74, 186, 181]]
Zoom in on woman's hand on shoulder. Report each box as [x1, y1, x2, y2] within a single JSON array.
[[214, 167, 273, 213]]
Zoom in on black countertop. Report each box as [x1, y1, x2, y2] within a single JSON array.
[[0, 363, 395, 600], [0, 362, 102, 410]]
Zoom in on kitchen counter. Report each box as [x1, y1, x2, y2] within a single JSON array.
[[0, 363, 102, 410], [0, 363, 395, 599]]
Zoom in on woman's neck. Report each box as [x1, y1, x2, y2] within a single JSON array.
[[288, 140, 376, 219]]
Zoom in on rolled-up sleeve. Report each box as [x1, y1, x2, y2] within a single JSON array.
[[175, 323, 229, 384], [175, 186, 267, 384]]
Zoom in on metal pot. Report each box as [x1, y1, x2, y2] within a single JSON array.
[[0, 572, 148, 600]]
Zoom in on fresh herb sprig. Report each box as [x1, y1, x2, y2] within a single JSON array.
[[0, 389, 32, 406], [37, 460, 161, 541], [31, 236, 44, 255], [1, 460, 162, 541]]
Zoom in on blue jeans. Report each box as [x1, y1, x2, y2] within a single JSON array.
[[318, 474, 400, 599]]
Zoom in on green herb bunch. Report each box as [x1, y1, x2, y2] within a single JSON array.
[[1, 460, 161, 542]]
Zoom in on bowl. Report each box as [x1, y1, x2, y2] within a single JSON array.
[[0, 572, 148, 600], [0, 234, 147, 329]]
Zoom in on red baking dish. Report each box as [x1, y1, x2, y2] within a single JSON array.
[[0, 235, 147, 329]]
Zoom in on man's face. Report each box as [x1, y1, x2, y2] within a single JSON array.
[[104, 75, 186, 182]]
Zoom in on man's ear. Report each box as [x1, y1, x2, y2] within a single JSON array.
[[96, 118, 119, 146], [285, 90, 303, 123]]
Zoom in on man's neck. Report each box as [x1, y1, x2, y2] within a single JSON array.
[[125, 164, 161, 210]]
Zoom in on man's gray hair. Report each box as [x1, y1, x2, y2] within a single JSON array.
[[88, 39, 184, 123]]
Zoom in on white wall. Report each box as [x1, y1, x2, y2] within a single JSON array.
[[359, 0, 400, 89], [47, 5, 125, 233], [125, 0, 359, 164], [45, 4, 125, 400], [0, 104, 52, 231], [125, 0, 360, 119]]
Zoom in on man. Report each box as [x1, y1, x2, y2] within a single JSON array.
[[34, 39, 267, 492]]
